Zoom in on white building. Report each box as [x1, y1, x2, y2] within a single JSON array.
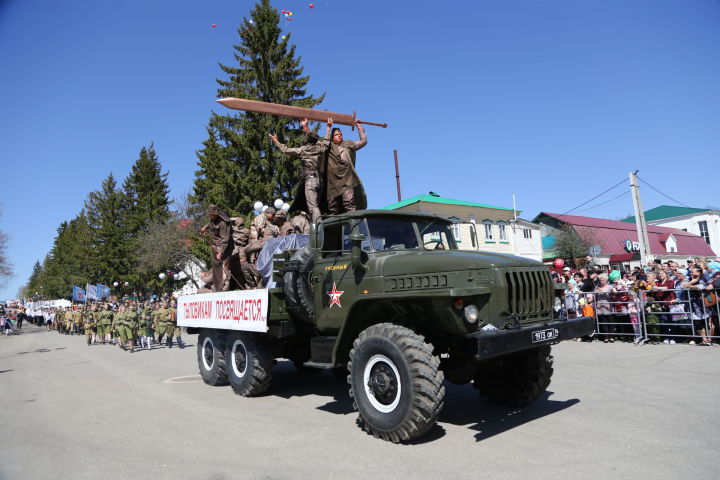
[[623, 205, 719, 257], [382, 193, 543, 262]]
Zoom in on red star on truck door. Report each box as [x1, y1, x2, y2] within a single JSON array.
[[327, 282, 344, 308]]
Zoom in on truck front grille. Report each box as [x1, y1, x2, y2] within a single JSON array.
[[504, 269, 553, 321]]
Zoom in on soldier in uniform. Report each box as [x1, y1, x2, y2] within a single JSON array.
[[55, 307, 65, 334], [200, 204, 234, 292], [114, 303, 127, 350], [64, 307, 73, 335], [324, 118, 368, 215], [119, 303, 138, 352], [71, 306, 83, 336], [154, 301, 173, 347], [274, 211, 295, 236], [140, 300, 154, 349], [84, 304, 96, 346], [291, 211, 311, 234], [166, 298, 184, 349], [98, 303, 114, 345], [230, 217, 251, 290], [269, 117, 327, 225]]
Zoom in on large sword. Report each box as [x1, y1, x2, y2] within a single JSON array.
[[216, 97, 388, 128]]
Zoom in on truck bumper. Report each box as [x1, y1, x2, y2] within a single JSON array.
[[470, 316, 595, 361]]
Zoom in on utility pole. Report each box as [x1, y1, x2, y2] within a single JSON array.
[[629, 171, 652, 267], [393, 150, 402, 202]]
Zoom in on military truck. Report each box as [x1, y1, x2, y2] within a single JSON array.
[[180, 210, 593, 443]]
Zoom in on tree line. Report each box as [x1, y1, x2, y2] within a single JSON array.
[[20, 0, 321, 300]]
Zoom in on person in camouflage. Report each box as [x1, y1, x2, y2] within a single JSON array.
[[167, 298, 184, 349], [55, 308, 65, 334], [200, 205, 234, 292], [97, 303, 114, 345], [114, 304, 126, 349], [64, 307, 73, 335], [269, 117, 327, 225], [154, 301, 173, 346], [71, 306, 83, 336], [140, 300, 154, 350], [84, 305, 96, 346]]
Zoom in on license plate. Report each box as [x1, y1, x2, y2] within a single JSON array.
[[532, 328, 559, 343]]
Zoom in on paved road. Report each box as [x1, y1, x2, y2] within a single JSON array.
[[1, 324, 718, 480]]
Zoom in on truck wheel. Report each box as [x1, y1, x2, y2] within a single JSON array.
[[197, 330, 228, 386], [283, 246, 315, 323], [348, 323, 445, 443], [474, 345, 553, 407], [225, 332, 273, 396]]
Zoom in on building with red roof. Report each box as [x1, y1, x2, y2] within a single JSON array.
[[533, 212, 717, 270]]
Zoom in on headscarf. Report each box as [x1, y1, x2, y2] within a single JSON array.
[[707, 262, 720, 275]]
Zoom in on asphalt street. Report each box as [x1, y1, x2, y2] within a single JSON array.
[[1, 324, 718, 480]]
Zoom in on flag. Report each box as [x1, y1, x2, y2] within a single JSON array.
[[96, 284, 111, 299], [72, 286, 86, 302], [86, 284, 98, 300]]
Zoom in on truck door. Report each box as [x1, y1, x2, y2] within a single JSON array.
[[312, 220, 367, 333]]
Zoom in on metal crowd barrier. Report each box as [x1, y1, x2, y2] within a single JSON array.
[[561, 288, 719, 345]]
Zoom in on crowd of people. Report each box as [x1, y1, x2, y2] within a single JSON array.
[[556, 256, 720, 346], [1, 298, 184, 353]]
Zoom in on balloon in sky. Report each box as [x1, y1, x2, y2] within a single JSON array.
[[211, 24, 216, 28], [281, 35, 286, 39], [309, 3, 314, 8]]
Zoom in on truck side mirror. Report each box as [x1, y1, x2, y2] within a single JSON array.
[[349, 232, 367, 272]]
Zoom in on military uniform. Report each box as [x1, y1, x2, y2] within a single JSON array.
[[56, 309, 65, 334], [83, 308, 96, 345], [291, 211, 310, 234], [203, 205, 234, 292], [97, 306, 114, 344], [64, 308, 73, 335], [140, 303, 154, 349], [72, 309, 83, 335], [154, 304, 174, 346], [324, 124, 368, 214], [273, 135, 326, 224]]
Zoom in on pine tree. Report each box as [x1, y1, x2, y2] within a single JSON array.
[[85, 174, 131, 284], [123, 144, 171, 233], [193, 0, 324, 214]]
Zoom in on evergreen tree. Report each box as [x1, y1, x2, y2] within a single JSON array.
[[123, 144, 171, 233], [193, 0, 324, 214], [85, 174, 131, 284]]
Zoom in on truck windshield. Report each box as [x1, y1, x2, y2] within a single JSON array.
[[365, 218, 420, 251], [416, 219, 457, 250]]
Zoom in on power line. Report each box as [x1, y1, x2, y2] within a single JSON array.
[[558, 178, 629, 217], [575, 190, 630, 215], [636, 175, 693, 208]]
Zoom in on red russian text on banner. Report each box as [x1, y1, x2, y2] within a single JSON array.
[[177, 290, 269, 333]]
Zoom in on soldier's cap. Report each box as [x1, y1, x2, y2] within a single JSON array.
[[265, 207, 276, 215], [231, 217, 245, 227], [275, 210, 286, 219], [207, 204, 221, 216]]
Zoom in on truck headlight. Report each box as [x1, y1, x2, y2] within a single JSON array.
[[463, 305, 478, 323]]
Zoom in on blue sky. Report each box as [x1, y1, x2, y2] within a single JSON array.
[[1, 0, 719, 299]]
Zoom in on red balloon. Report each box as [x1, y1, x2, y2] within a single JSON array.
[[309, 3, 314, 7], [211, 24, 216, 28], [553, 258, 564, 269]]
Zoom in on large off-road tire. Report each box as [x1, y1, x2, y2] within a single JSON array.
[[197, 330, 228, 386], [225, 331, 273, 396], [474, 345, 554, 407], [348, 323, 445, 443], [282, 246, 315, 324]]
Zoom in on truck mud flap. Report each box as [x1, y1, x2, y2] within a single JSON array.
[[471, 316, 595, 361]]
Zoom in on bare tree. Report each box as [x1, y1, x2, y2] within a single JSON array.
[[136, 218, 206, 288], [554, 224, 597, 266], [0, 208, 13, 287]]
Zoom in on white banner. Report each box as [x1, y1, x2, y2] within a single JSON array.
[[177, 289, 269, 332]]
